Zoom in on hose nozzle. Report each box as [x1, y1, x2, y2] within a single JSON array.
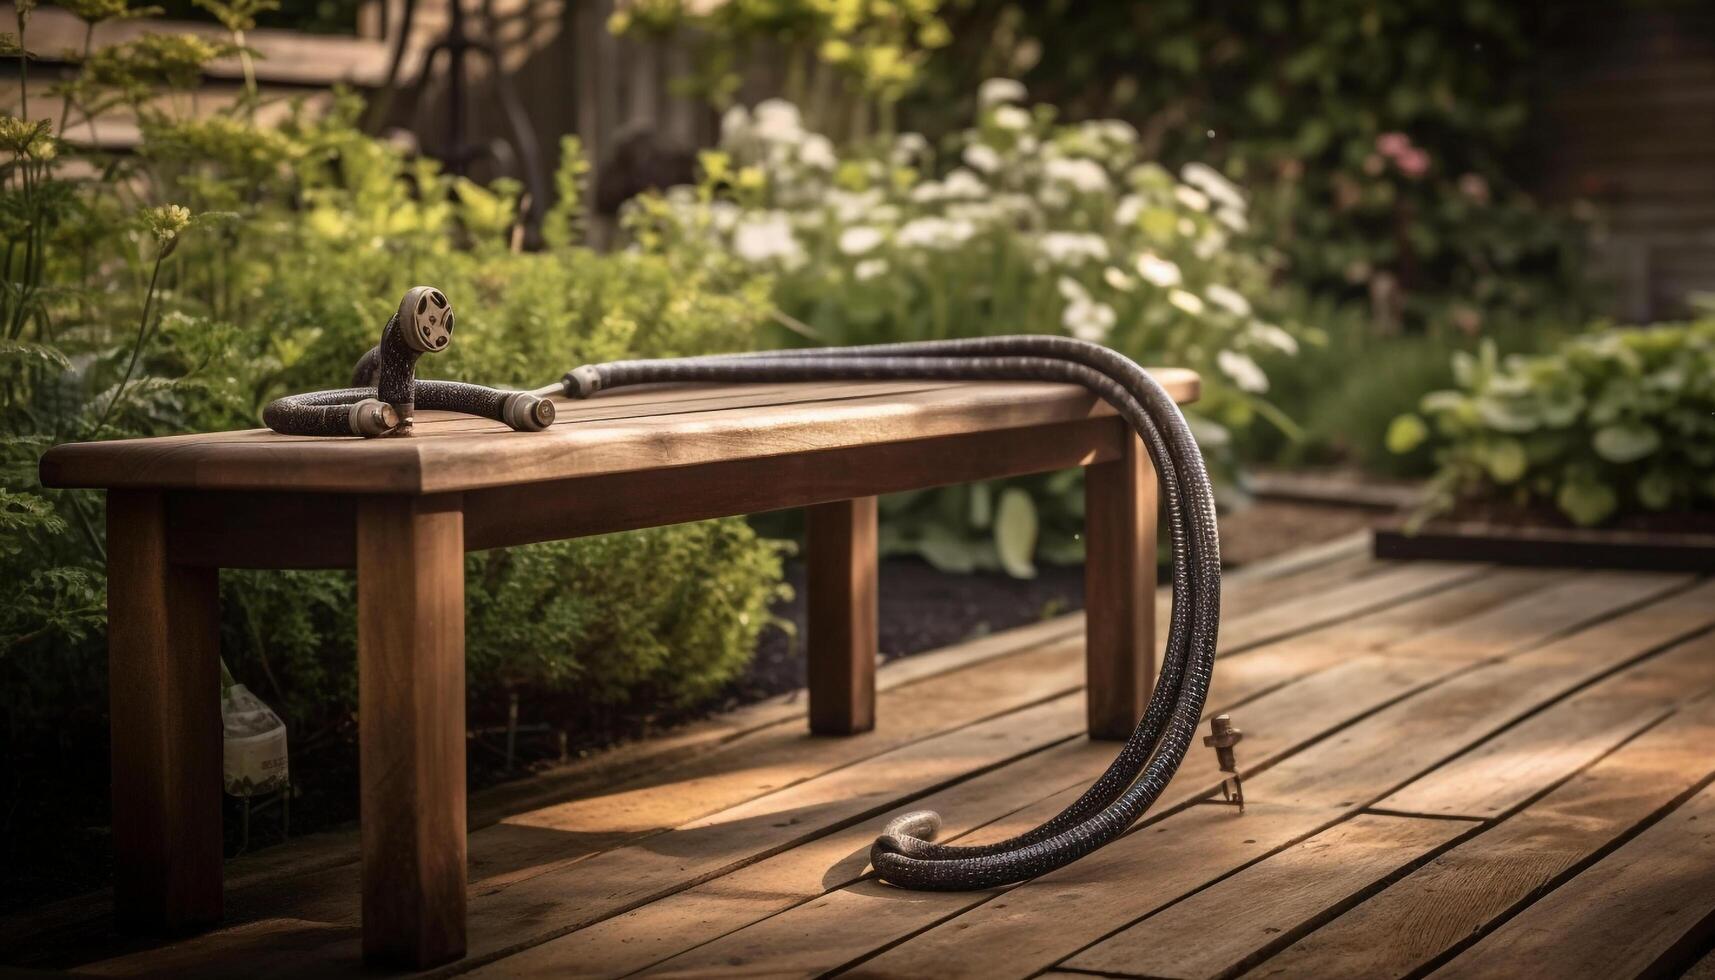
[[501, 391, 556, 431], [348, 398, 401, 438]]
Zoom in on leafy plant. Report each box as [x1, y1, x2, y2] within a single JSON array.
[[913, 0, 1595, 336], [627, 84, 1308, 571], [608, 0, 955, 140], [1390, 317, 1715, 527], [2, 8, 790, 856]]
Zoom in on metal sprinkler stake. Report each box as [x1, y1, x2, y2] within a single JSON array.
[[1204, 714, 1245, 811]]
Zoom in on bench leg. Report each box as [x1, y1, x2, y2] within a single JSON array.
[[1084, 432, 1158, 740], [357, 495, 467, 968], [106, 490, 224, 933], [806, 496, 878, 735]]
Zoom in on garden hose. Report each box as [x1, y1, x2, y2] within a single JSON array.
[[261, 286, 556, 438], [263, 293, 1221, 892]]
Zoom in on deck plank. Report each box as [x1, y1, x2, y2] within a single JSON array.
[[10, 545, 1365, 969], [1432, 769, 1715, 980], [486, 651, 1452, 979], [839, 579, 1711, 979], [1377, 628, 1715, 819], [18, 547, 1713, 980], [1062, 814, 1478, 980], [1251, 692, 1715, 980], [595, 574, 1688, 980]]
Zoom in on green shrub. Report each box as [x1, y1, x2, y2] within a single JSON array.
[[1, 11, 788, 785], [627, 85, 1308, 572], [608, 0, 955, 140], [913, 0, 1595, 334], [1390, 318, 1715, 526]]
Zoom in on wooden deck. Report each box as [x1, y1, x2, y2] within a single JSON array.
[[6, 534, 1715, 979]]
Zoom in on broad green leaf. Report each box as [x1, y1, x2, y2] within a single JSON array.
[[968, 481, 993, 529], [1475, 396, 1538, 433], [917, 524, 978, 574], [994, 487, 1038, 580], [1480, 438, 1527, 484], [1636, 468, 1675, 510], [1592, 423, 1660, 463], [1556, 479, 1617, 527], [1385, 413, 1428, 454]]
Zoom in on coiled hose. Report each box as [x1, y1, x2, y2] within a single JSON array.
[[264, 295, 1220, 893], [561, 336, 1220, 890], [262, 286, 556, 438]]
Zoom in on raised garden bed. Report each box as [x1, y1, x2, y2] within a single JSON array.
[[1374, 503, 1715, 572]]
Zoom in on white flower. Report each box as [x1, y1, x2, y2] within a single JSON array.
[[1045, 157, 1110, 195], [1039, 231, 1110, 265], [1174, 185, 1211, 212], [838, 226, 885, 255], [910, 180, 946, 203], [753, 99, 804, 142], [947, 201, 1004, 225], [799, 133, 836, 170], [979, 77, 1028, 107], [992, 193, 1037, 218], [963, 143, 1002, 174], [719, 105, 750, 145], [943, 168, 988, 199], [1214, 206, 1249, 233], [891, 132, 930, 165], [732, 212, 803, 265], [1057, 275, 1090, 303], [828, 189, 883, 223], [1098, 120, 1138, 145], [1248, 321, 1299, 355], [854, 258, 889, 281], [1115, 193, 1144, 226], [992, 105, 1031, 131], [708, 200, 740, 233], [1135, 252, 1183, 288], [897, 217, 977, 250], [1063, 299, 1117, 342], [1167, 288, 1205, 315], [1104, 266, 1136, 292], [1181, 162, 1246, 211], [1218, 349, 1269, 393], [1206, 284, 1253, 317]]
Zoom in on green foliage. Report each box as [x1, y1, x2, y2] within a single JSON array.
[[1392, 318, 1715, 526], [1, 21, 789, 778], [914, 0, 1594, 334], [608, 0, 955, 139], [627, 86, 1307, 572]]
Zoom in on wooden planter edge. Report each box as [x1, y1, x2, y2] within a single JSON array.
[[1373, 517, 1715, 572]]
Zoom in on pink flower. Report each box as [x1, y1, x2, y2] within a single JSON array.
[[1395, 147, 1430, 179], [1376, 132, 1412, 158]]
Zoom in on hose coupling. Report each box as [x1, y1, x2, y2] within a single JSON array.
[[502, 391, 557, 431], [348, 398, 401, 438], [563, 365, 604, 399]]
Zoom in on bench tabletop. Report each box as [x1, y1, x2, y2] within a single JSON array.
[[39, 373, 1199, 495]]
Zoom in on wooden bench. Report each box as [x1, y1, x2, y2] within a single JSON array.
[[38, 371, 1198, 968]]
